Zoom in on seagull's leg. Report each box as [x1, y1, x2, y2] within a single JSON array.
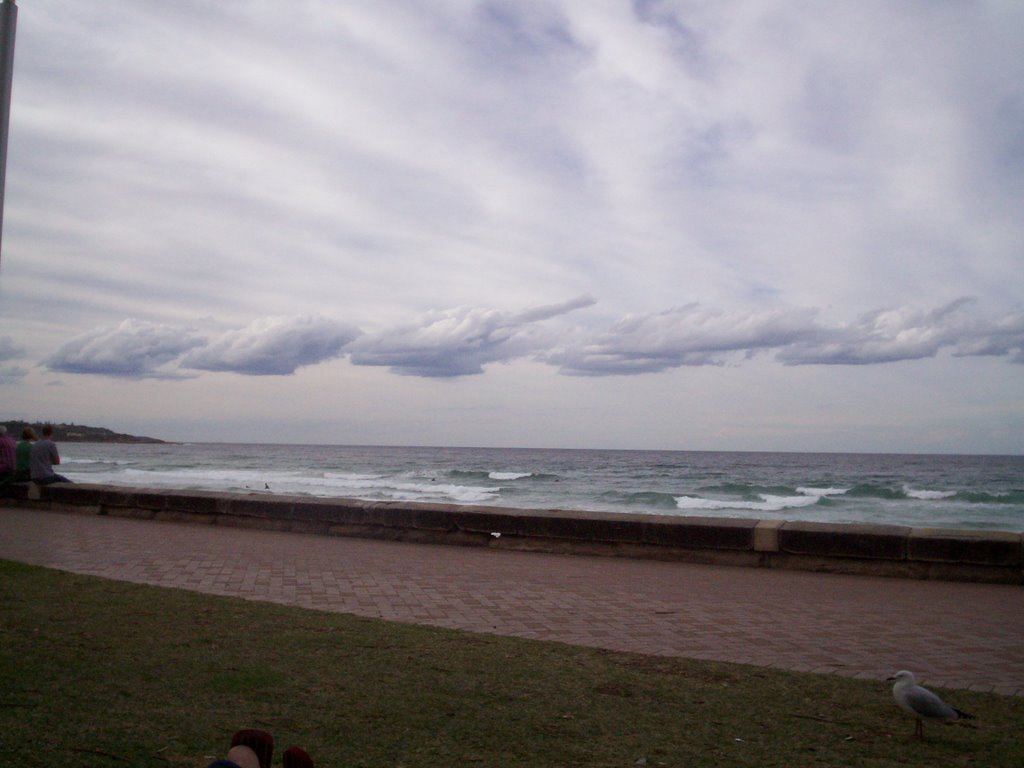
[[915, 718, 924, 739]]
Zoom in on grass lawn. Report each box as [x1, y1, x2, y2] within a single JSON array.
[[0, 559, 1020, 767]]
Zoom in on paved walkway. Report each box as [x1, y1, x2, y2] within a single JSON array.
[[1, 506, 1021, 695]]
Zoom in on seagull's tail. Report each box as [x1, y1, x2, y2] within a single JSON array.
[[953, 708, 975, 721]]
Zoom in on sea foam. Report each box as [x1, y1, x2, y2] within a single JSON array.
[[905, 487, 957, 500], [675, 493, 821, 513], [795, 486, 849, 498]]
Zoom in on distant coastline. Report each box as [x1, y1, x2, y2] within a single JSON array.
[[0, 421, 166, 444]]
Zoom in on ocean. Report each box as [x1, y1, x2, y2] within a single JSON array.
[[56, 443, 1024, 532]]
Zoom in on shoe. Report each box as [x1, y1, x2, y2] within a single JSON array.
[[283, 744, 315, 768], [230, 729, 274, 768]]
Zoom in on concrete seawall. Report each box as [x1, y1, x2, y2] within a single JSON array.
[[3, 482, 1022, 584]]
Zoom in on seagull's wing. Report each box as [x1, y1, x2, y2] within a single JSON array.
[[903, 685, 959, 720]]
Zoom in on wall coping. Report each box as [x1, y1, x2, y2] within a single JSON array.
[[2, 482, 1021, 584]]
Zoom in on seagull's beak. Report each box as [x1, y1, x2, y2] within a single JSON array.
[[886, 676, 896, 681]]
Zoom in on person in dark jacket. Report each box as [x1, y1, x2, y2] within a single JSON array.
[[0, 426, 15, 486], [14, 426, 35, 482]]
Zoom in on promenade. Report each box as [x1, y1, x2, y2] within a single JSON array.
[[1, 506, 1021, 696]]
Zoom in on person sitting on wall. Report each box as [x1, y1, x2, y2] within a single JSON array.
[[29, 424, 71, 485], [14, 426, 35, 482], [0, 426, 15, 487]]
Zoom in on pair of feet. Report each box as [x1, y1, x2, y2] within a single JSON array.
[[217, 729, 313, 768]]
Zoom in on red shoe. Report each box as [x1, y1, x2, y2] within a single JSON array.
[[230, 729, 274, 768], [283, 744, 315, 768]]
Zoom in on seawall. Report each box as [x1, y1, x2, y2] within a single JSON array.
[[2, 482, 1021, 584]]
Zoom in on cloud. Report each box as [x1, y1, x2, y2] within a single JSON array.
[[349, 295, 595, 377], [30, 299, 1024, 385], [549, 299, 1024, 376], [551, 305, 820, 375], [0, 366, 28, 384], [45, 320, 206, 379], [181, 315, 362, 375], [778, 299, 1024, 366], [0, 336, 26, 361], [952, 309, 1024, 363]]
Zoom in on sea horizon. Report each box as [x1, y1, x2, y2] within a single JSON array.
[[124, 439, 1024, 459]]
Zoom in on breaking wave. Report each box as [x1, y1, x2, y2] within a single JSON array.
[[675, 493, 822, 513]]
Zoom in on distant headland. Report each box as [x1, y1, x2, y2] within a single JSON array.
[[1, 421, 166, 444]]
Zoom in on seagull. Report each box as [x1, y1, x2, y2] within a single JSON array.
[[887, 670, 974, 739]]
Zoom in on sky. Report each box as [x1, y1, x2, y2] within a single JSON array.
[[0, 0, 1022, 453]]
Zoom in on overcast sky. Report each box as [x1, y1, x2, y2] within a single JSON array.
[[0, 0, 1021, 453]]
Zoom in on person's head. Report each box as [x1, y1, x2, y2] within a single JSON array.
[[225, 745, 263, 768], [0, 425, 7, 437], [41, 424, 54, 438], [21, 426, 35, 441]]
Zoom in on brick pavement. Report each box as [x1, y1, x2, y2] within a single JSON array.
[[0, 506, 1021, 695]]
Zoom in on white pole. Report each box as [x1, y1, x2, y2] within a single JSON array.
[[0, 0, 18, 267]]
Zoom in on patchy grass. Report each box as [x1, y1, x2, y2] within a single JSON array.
[[0, 559, 1020, 767]]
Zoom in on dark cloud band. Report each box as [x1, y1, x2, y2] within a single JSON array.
[[31, 297, 1024, 382]]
